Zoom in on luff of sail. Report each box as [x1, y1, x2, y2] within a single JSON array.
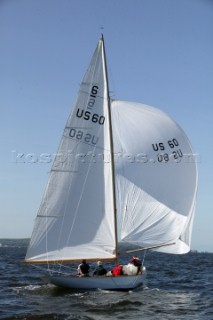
[[111, 100, 198, 254], [25, 38, 117, 263]]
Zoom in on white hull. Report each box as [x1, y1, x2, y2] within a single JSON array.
[[48, 274, 145, 290]]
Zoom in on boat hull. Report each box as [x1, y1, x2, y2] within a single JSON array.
[[48, 274, 145, 290]]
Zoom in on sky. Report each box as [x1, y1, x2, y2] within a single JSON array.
[[0, 0, 212, 252]]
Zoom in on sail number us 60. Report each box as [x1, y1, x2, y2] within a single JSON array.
[[69, 128, 98, 145], [76, 108, 105, 125]]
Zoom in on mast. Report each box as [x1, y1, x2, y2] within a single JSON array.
[[101, 35, 119, 265]]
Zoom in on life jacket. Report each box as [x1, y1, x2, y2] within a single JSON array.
[[112, 265, 123, 276]]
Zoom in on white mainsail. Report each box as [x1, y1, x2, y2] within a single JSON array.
[[111, 100, 198, 254], [25, 38, 116, 263]]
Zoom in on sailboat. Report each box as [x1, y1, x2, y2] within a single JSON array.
[[25, 35, 198, 290]]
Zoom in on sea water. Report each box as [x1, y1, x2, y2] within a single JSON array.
[[0, 239, 212, 320]]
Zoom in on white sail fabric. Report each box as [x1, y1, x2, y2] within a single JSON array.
[[25, 39, 116, 262], [111, 100, 198, 254]]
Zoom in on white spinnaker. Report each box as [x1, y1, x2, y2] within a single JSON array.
[[25, 39, 116, 262], [112, 100, 198, 254]]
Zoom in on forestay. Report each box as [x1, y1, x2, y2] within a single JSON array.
[[111, 100, 198, 254], [25, 39, 116, 263]]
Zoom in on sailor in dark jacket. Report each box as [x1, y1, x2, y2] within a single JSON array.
[[77, 259, 90, 276], [93, 261, 107, 276]]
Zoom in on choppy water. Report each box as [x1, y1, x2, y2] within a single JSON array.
[[0, 239, 212, 320]]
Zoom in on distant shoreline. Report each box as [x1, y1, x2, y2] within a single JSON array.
[[0, 238, 212, 253]]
